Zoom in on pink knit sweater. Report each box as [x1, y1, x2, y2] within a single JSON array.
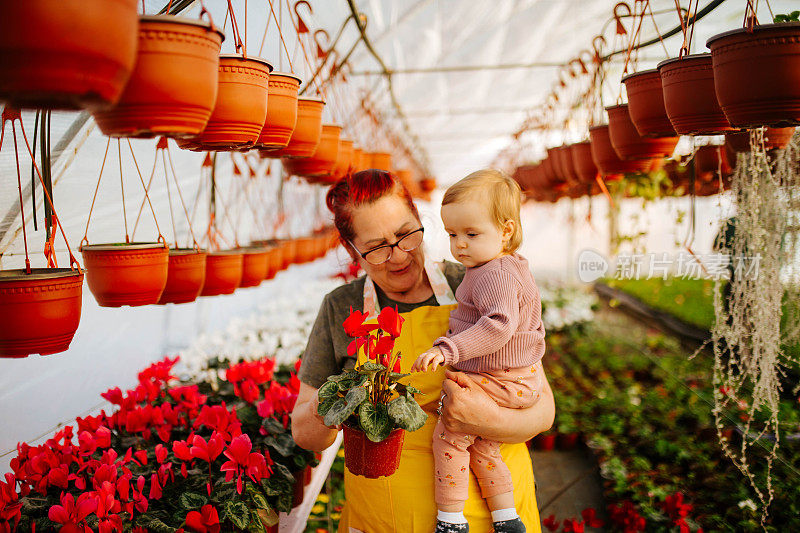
[[434, 254, 545, 372]]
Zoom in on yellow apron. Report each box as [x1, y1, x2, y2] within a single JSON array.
[[338, 261, 541, 533]]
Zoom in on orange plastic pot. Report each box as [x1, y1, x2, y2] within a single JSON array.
[[0, 0, 138, 110], [239, 247, 269, 288], [555, 145, 579, 183], [368, 151, 392, 171], [695, 145, 732, 178], [589, 124, 654, 177], [708, 23, 800, 128], [81, 243, 169, 307], [570, 141, 599, 184], [607, 104, 678, 160], [92, 15, 223, 138], [280, 239, 297, 268], [158, 249, 207, 305], [342, 425, 404, 478], [351, 148, 365, 172], [262, 97, 325, 158], [0, 269, 83, 358], [724, 127, 795, 153], [420, 177, 437, 192], [294, 237, 317, 264], [267, 243, 283, 278], [257, 72, 301, 149], [281, 124, 342, 177], [546, 147, 565, 182], [658, 54, 734, 135], [622, 69, 676, 137], [190, 55, 272, 150], [200, 251, 243, 296], [332, 139, 355, 180]]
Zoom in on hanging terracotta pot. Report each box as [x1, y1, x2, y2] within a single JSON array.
[[589, 124, 654, 177], [281, 124, 342, 178], [257, 72, 301, 149], [201, 250, 243, 296], [607, 104, 678, 160], [556, 145, 579, 183], [186, 55, 272, 150], [277, 239, 296, 269], [724, 127, 796, 153], [368, 152, 392, 171], [267, 242, 283, 278], [157, 248, 207, 305], [0, 0, 139, 110], [695, 145, 732, 179], [332, 139, 355, 181], [0, 269, 84, 358], [569, 141, 599, 184], [708, 23, 800, 128], [342, 425, 404, 478], [622, 69, 676, 137], [294, 237, 317, 264], [545, 147, 565, 182], [658, 53, 735, 135], [261, 97, 325, 158], [350, 148, 364, 172], [93, 15, 223, 138], [81, 243, 169, 307], [238, 247, 270, 288]]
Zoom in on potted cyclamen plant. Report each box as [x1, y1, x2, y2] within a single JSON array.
[[317, 307, 427, 478]]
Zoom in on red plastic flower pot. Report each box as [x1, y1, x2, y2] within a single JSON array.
[[303, 464, 313, 485], [200, 250, 243, 296], [708, 23, 800, 128], [556, 145, 579, 183], [0, 0, 139, 111], [81, 243, 169, 307], [546, 147, 565, 183], [238, 247, 269, 288], [622, 69, 676, 137], [533, 432, 556, 451], [724, 127, 796, 153], [92, 15, 224, 138], [342, 425, 405, 478], [257, 72, 301, 150], [261, 97, 325, 158], [0, 269, 83, 358], [291, 469, 305, 508], [589, 125, 654, 177], [569, 141, 600, 184], [695, 145, 732, 178], [281, 124, 342, 178], [157, 248, 207, 305], [368, 151, 392, 171], [658, 53, 735, 135], [189, 55, 272, 150], [607, 104, 678, 160], [557, 432, 580, 451]]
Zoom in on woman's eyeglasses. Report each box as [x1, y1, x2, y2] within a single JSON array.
[[349, 227, 424, 265]]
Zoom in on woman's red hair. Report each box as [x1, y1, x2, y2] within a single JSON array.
[[326, 169, 419, 248]]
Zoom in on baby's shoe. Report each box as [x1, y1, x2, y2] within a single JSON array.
[[435, 520, 469, 533], [492, 517, 525, 533]]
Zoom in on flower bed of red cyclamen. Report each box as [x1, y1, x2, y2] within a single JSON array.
[[0, 355, 316, 532]]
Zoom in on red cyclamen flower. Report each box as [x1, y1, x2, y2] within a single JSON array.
[[184, 504, 221, 533], [377, 306, 404, 338], [542, 514, 560, 532]]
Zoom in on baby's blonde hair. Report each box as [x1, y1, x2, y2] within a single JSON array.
[[442, 169, 523, 253]]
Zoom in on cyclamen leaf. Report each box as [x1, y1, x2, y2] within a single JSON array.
[[387, 395, 428, 432], [276, 493, 293, 513], [271, 462, 296, 484], [258, 507, 280, 527], [324, 397, 357, 427], [327, 370, 356, 382], [358, 402, 392, 442], [344, 385, 368, 411], [179, 492, 208, 510], [357, 361, 385, 372], [248, 488, 271, 511], [224, 500, 251, 529], [261, 417, 286, 435], [248, 510, 268, 533], [318, 398, 337, 418], [264, 433, 294, 457], [318, 380, 340, 402]]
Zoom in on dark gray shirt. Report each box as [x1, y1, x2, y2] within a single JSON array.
[[297, 261, 465, 388]]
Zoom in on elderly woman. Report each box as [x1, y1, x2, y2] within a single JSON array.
[[292, 170, 555, 532]]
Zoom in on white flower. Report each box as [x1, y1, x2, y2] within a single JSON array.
[[738, 499, 757, 512]]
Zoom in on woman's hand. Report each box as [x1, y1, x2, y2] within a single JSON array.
[[412, 347, 445, 372], [291, 382, 341, 452], [439, 363, 555, 443]]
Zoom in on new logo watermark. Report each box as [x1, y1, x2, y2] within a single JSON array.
[[576, 249, 761, 282]]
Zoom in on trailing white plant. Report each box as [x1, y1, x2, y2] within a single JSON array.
[[711, 129, 800, 525]]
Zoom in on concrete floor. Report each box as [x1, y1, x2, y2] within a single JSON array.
[[532, 447, 607, 531]]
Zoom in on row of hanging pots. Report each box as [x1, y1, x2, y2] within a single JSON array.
[[621, 21, 800, 146], [78, 231, 338, 308]]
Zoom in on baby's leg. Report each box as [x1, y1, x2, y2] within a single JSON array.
[[469, 439, 526, 532], [433, 418, 476, 531]]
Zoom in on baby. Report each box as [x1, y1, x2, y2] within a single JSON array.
[[412, 169, 545, 533]]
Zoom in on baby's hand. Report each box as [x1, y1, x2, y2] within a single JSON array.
[[412, 348, 445, 372]]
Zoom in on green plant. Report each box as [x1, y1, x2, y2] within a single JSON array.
[[774, 11, 800, 23], [317, 307, 427, 442]]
